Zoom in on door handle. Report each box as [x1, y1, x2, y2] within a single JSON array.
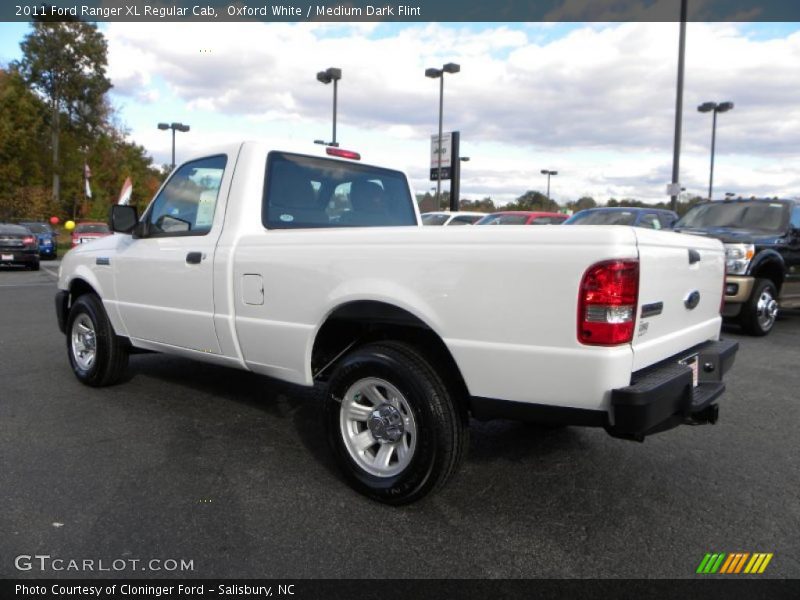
[[186, 252, 203, 264], [688, 249, 701, 264]]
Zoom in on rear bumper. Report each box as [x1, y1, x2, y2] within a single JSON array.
[[607, 338, 738, 441], [0, 250, 39, 266], [469, 338, 738, 442]]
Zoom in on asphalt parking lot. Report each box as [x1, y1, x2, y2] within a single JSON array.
[[1, 261, 798, 579]]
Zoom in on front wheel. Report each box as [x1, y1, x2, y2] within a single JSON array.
[[323, 341, 468, 505], [739, 278, 779, 336], [66, 294, 129, 386]]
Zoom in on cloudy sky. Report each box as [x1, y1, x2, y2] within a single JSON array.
[[1, 20, 799, 205]]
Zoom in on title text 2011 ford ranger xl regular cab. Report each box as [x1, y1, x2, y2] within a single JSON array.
[[55, 142, 738, 504]]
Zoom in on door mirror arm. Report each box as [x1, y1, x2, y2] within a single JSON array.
[[131, 220, 150, 239]]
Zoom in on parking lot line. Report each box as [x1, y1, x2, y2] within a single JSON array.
[[0, 282, 55, 288]]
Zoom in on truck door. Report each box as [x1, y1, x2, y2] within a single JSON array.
[[113, 154, 229, 353]]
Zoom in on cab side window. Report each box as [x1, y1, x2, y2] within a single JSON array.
[[658, 213, 677, 229], [791, 206, 800, 229], [147, 155, 227, 236], [640, 213, 662, 230]]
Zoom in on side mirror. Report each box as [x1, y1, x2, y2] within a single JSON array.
[[109, 205, 138, 234]]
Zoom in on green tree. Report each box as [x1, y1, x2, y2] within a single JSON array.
[[506, 190, 559, 212], [573, 196, 597, 211], [459, 197, 495, 213], [0, 69, 50, 219], [13, 17, 112, 209]]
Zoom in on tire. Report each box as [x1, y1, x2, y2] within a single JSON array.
[[323, 341, 468, 505], [739, 278, 779, 336], [66, 293, 129, 386], [31, 261, 40, 271]]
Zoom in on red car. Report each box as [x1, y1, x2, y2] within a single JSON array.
[[475, 211, 568, 225], [71, 222, 112, 247]]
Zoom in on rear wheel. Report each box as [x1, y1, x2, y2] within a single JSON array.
[[323, 341, 468, 505], [739, 278, 778, 336], [66, 294, 129, 386]]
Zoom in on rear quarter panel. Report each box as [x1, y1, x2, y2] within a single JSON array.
[[228, 225, 641, 412]]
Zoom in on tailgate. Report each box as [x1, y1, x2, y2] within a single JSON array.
[[632, 229, 725, 371]]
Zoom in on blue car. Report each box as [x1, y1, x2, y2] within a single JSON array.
[[564, 207, 678, 230], [19, 221, 58, 259]]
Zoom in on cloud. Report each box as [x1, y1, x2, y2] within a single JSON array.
[[103, 21, 800, 203]]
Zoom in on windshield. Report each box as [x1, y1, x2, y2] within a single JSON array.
[[567, 210, 637, 225], [0, 224, 30, 235], [75, 223, 110, 234], [533, 216, 567, 224], [477, 214, 528, 225], [421, 213, 450, 226], [677, 202, 790, 232]]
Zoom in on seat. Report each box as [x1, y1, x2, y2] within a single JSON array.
[[269, 166, 328, 226], [341, 180, 388, 226]]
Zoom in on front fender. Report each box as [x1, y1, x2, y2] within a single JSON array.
[[747, 249, 785, 285]]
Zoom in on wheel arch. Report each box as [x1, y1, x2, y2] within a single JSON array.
[[749, 251, 785, 293], [310, 300, 470, 403], [57, 277, 101, 332]]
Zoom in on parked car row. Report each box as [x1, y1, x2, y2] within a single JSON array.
[[422, 207, 678, 229], [0, 220, 113, 269]]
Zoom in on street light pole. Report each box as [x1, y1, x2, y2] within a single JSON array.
[[425, 63, 460, 207], [698, 101, 734, 200], [437, 73, 444, 204], [158, 122, 190, 170], [316, 67, 342, 147], [670, 0, 688, 212], [541, 169, 558, 200]]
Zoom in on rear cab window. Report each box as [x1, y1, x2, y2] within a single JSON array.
[[263, 152, 417, 229]]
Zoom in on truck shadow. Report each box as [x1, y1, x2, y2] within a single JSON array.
[[125, 353, 583, 489]]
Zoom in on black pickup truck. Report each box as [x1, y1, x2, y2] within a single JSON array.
[[674, 198, 800, 336]]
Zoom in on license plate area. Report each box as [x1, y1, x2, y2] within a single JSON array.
[[680, 353, 699, 387], [1, 253, 13, 261]]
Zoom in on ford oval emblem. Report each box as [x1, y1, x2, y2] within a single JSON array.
[[684, 290, 701, 310]]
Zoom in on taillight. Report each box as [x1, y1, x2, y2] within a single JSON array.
[[22, 236, 36, 246], [578, 260, 639, 345]]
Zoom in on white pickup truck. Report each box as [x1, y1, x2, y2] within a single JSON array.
[[56, 142, 738, 504]]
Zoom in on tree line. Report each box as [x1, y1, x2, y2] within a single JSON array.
[[0, 16, 162, 222], [418, 191, 708, 216]]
